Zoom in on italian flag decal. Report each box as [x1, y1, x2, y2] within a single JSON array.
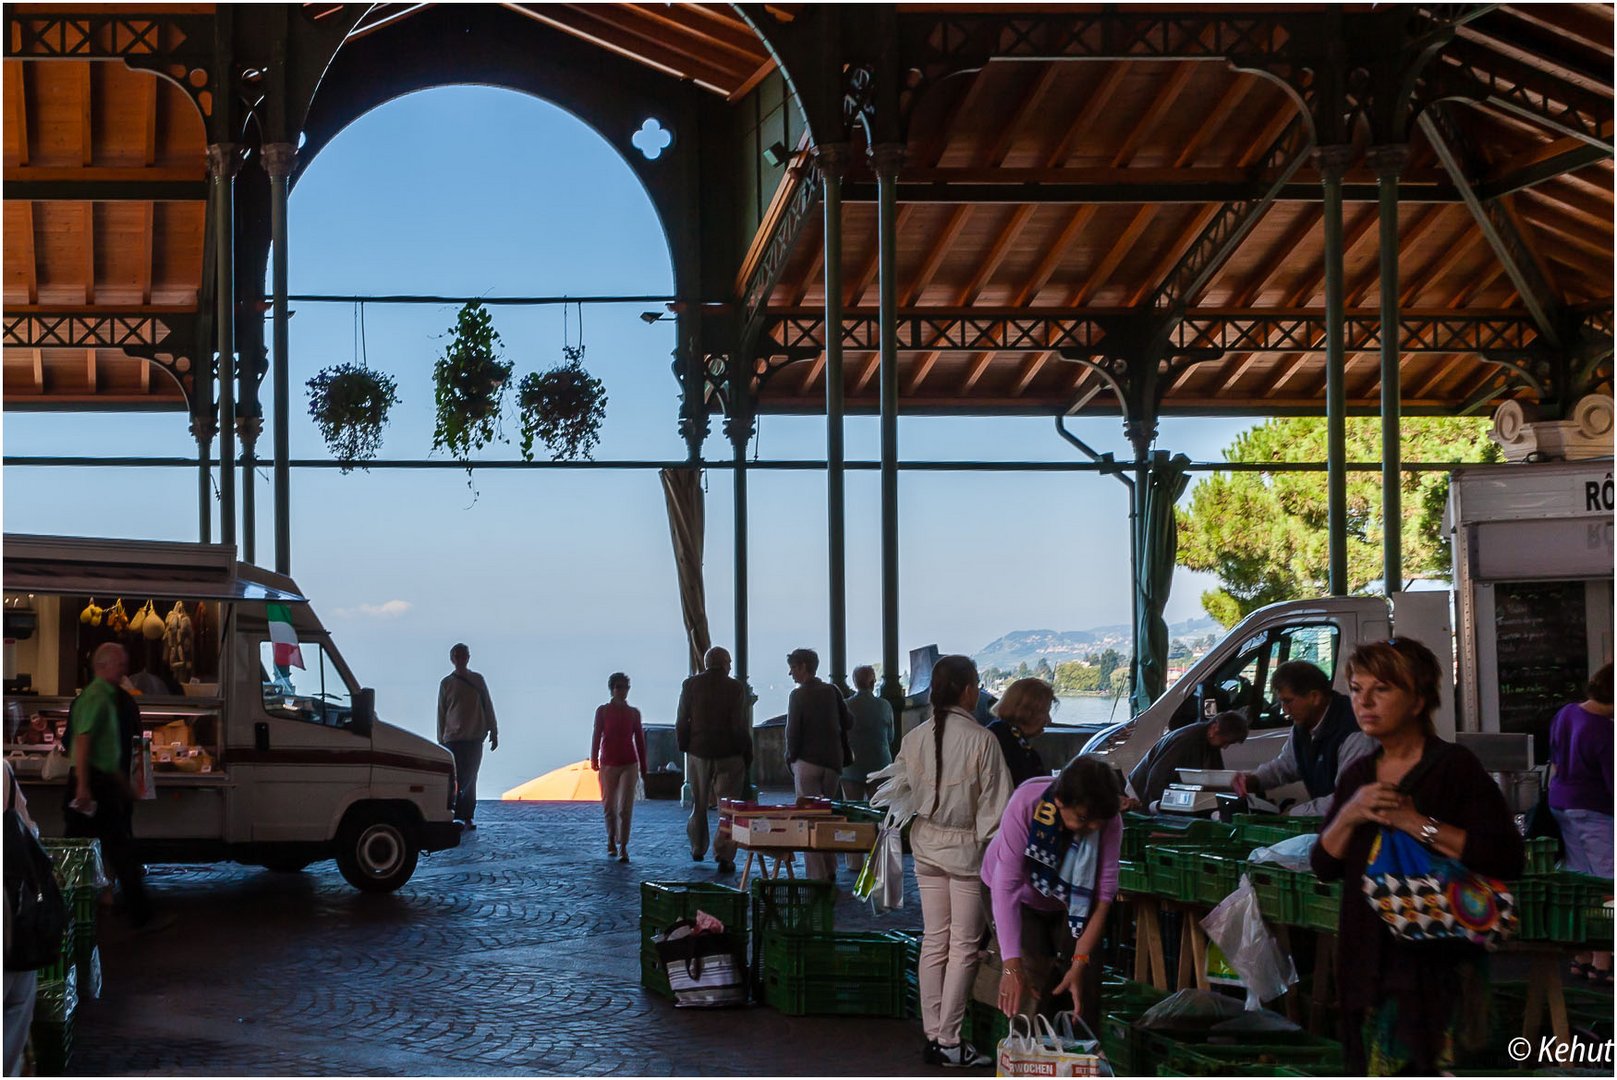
[[266, 603, 305, 670]]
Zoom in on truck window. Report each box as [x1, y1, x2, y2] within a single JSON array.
[[1252, 624, 1341, 729], [259, 641, 356, 729]]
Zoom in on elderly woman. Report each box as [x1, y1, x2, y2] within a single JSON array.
[[1312, 639, 1524, 1075], [987, 678, 1058, 787], [982, 755, 1122, 1029]]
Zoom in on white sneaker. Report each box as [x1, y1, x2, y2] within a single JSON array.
[[936, 1041, 990, 1068]]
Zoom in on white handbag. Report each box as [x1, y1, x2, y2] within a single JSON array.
[[40, 746, 71, 782]]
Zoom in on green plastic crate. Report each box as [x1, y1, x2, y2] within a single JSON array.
[[1507, 878, 1548, 941], [1119, 859, 1152, 896], [1523, 836, 1557, 876], [1244, 863, 1305, 925], [760, 967, 905, 1017], [639, 943, 674, 999], [640, 881, 748, 934], [1543, 872, 1612, 944], [1296, 878, 1342, 933], [37, 919, 75, 986], [1148, 847, 1205, 902], [1194, 851, 1244, 907], [964, 999, 1010, 1049], [751, 878, 836, 936], [1160, 1038, 1342, 1077], [761, 931, 906, 982], [1581, 876, 1614, 946]]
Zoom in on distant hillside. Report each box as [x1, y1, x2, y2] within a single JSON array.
[[975, 615, 1220, 671]]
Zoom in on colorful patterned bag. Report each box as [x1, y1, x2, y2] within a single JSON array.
[[1361, 826, 1517, 947]]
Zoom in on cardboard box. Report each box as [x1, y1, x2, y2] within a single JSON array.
[[732, 816, 813, 848], [809, 819, 877, 851]]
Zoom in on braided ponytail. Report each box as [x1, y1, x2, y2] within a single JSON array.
[[927, 655, 979, 816]]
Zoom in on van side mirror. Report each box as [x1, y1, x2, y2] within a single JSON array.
[[350, 688, 375, 736]]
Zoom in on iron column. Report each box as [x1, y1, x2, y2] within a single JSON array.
[[727, 390, 753, 688], [264, 142, 296, 575], [1319, 145, 1352, 596], [193, 415, 214, 543], [871, 142, 905, 711], [818, 143, 851, 691], [208, 143, 240, 548], [1371, 145, 1408, 592]]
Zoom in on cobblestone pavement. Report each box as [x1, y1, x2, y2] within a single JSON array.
[[70, 796, 965, 1077]]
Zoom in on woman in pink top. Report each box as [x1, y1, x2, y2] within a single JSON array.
[[591, 672, 648, 863], [981, 754, 1122, 1028]]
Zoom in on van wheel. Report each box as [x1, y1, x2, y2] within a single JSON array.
[[336, 810, 419, 893]]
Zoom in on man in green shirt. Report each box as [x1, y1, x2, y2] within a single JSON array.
[[65, 642, 158, 929]]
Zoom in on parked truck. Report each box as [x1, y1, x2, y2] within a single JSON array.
[[2, 535, 461, 892], [1083, 460, 1615, 799]]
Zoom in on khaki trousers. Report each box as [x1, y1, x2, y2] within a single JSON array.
[[687, 753, 745, 861], [917, 864, 987, 1046], [792, 760, 841, 879], [599, 764, 638, 849]]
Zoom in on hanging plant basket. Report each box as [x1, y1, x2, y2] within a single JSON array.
[[518, 345, 608, 461], [306, 362, 400, 472], [432, 301, 513, 466]]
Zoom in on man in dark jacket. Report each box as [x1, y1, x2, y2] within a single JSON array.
[[1128, 709, 1249, 810], [785, 648, 853, 880], [676, 646, 751, 873], [1234, 660, 1373, 817]]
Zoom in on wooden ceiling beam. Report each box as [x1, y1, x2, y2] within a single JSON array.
[[1232, 206, 1323, 307], [1451, 261, 1510, 308], [559, 2, 754, 81], [726, 58, 777, 104], [908, 350, 942, 394], [1175, 76, 1257, 168], [1516, 185, 1615, 233], [957, 204, 1033, 306], [1413, 354, 1473, 399], [1125, 204, 1219, 306], [1011, 206, 1097, 306], [798, 353, 825, 395], [1345, 204, 1445, 307], [901, 205, 972, 306], [789, 246, 824, 306], [85, 348, 96, 393], [1475, 134, 1613, 199], [18, 201, 37, 305], [625, 2, 767, 63], [1012, 352, 1050, 396], [910, 67, 994, 169], [1110, 64, 1197, 168], [850, 205, 914, 306], [854, 352, 881, 395], [82, 202, 94, 305], [1044, 62, 1128, 167], [141, 71, 158, 166], [138, 201, 155, 304], [1497, 4, 1614, 58], [77, 61, 92, 167], [1496, 194, 1564, 295], [1399, 213, 1484, 304], [1218, 352, 1270, 395], [1070, 205, 1155, 306], [1515, 201, 1611, 260], [1256, 353, 1312, 396], [1282, 205, 1379, 306], [7, 62, 29, 167], [1456, 22, 1613, 97], [961, 351, 994, 394], [31, 349, 44, 394], [500, 4, 736, 93], [140, 350, 151, 394]]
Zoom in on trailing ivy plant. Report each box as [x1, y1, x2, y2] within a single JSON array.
[[517, 344, 608, 461], [432, 301, 513, 468], [305, 363, 400, 473]]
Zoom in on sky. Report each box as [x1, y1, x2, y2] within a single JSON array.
[[2, 87, 1251, 793]]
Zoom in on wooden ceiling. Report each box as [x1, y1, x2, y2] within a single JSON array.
[[2, 3, 1611, 420]]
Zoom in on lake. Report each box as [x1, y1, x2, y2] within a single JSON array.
[[1054, 694, 1133, 728]]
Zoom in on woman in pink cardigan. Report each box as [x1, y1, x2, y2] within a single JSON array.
[[981, 754, 1122, 1028]]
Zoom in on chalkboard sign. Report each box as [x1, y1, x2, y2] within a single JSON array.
[[1494, 581, 1588, 762]]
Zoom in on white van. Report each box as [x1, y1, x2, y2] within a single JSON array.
[[1085, 460, 1615, 799], [2, 534, 460, 892]]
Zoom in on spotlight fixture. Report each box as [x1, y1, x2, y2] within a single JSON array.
[[640, 311, 665, 324], [762, 141, 789, 168]]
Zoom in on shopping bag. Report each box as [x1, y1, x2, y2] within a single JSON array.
[[996, 1013, 1106, 1077], [654, 919, 747, 1007], [854, 817, 905, 910], [40, 746, 71, 782], [1361, 826, 1517, 947], [1201, 876, 1297, 1008]]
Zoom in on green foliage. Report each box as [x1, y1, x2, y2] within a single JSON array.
[[1013, 661, 1032, 680], [432, 302, 513, 466], [517, 345, 608, 461], [305, 363, 400, 473], [1054, 661, 1103, 694], [1176, 416, 1501, 626], [1033, 657, 1054, 681]]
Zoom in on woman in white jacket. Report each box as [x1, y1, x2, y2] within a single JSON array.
[[896, 654, 1014, 1067]]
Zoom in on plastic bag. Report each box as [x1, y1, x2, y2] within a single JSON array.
[[853, 819, 905, 911], [1200, 875, 1298, 1009], [1136, 988, 1245, 1032], [1245, 832, 1316, 871]]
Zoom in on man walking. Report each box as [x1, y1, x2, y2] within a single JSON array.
[[785, 648, 853, 880], [438, 643, 498, 830], [676, 647, 751, 873], [63, 643, 163, 931]]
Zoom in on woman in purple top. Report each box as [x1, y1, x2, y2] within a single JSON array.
[[981, 755, 1122, 1028], [1549, 661, 1613, 985]]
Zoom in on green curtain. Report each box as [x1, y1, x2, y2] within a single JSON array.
[[1132, 451, 1192, 715]]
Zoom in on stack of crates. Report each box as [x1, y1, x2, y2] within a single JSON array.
[[1157, 1040, 1344, 1077], [1544, 871, 1615, 946], [1097, 978, 1166, 1075], [30, 965, 77, 1076], [889, 930, 922, 1018], [40, 839, 104, 999], [752, 878, 907, 1017], [638, 881, 748, 1000]]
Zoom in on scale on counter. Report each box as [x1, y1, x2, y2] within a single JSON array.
[[1160, 768, 1280, 817]]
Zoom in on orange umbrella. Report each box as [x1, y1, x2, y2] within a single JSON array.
[[502, 760, 602, 802]]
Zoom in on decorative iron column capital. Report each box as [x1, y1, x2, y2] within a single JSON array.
[[206, 143, 243, 180], [260, 142, 297, 181], [814, 142, 853, 179], [1366, 144, 1410, 180], [191, 414, 218, 445], [1124, 418, 1158, 462], [236, 415, 263, 447], [1312, 144, 1354, 179], [867, 142, 906, 178]]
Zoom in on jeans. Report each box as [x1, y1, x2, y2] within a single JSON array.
[[792, 760, 841, 880], [917, 865, 987, 1046], [3, 969, 36, 1077], [445, 739, 484, 822], [599, 764, 638, 850]]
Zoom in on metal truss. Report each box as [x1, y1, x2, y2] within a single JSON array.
[[4, 311, 200, 409], [1425, 48, 1614, 153], [4, 8, 216, 117], [742, 168, 823, 326], [759, 309, 1563, 358]]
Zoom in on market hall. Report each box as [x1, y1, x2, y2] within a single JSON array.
[[2, 2, 1613, 1076]]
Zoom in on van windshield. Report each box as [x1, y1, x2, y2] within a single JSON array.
[[259, 641, 356, 728]]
